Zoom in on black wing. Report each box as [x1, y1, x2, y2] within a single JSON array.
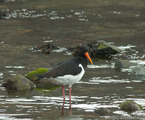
[[40, 58, 82, 78]]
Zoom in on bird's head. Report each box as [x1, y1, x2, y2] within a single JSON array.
[[78, 46, 93, 64]]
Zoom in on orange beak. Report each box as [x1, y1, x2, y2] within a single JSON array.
[[85, 52, 93, 64]]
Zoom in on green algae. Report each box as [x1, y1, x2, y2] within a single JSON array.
[[119, 100, 143, 112], [25, 68, 49, 81]]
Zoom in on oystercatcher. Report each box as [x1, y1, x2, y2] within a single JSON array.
[[37, 46, 93, 104]]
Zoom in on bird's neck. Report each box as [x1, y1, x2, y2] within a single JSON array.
[[77, 57, 87, 70]]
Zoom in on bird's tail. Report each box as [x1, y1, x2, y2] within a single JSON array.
[[33, 74, 45, 81]]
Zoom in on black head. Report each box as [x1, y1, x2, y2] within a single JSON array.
[[77, 46, 93, 64], [78, 46, 89, 57]]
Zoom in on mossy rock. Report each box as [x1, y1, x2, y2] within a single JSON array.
[[69, 41, 119, 59], [25, 68, 49, 81], [97, 43, 108, 49], [119, 100, 143, 112]]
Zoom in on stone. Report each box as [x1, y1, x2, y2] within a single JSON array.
[[130, 64, 145, 80], [68, 41, 120, 59], [1, 74, 36, 90], [119, 100, 142, 112], [95, 108, 111, 116]]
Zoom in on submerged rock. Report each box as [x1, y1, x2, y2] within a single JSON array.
[[119, 100, 142, 112], [25, 68, 49, 81], [95, 108, 111, 116], [1, 74, 36, 91]]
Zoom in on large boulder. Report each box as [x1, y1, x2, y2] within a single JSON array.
[[1, 74, 36, 90], [68, 41, 121, 59]]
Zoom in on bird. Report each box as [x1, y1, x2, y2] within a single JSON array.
[[37, 46, 93, 105]]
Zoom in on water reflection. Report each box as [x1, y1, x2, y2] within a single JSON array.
[[6, 8, 89, 23], [5, 66, 25, 69], [0, 72, 3, 78]]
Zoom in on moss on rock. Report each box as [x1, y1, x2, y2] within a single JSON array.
[[119, 100, 142, 112], [25, 68, 49, 81]]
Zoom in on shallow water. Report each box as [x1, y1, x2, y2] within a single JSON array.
[[0, 0, 145, 119]]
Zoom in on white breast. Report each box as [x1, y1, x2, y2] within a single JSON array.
[[50, 64, 85, 87]]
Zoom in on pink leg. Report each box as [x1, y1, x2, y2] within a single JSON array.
[[62, 85, 65, 100], [69, 87, 72, 104], [69, 87, 72, 114]]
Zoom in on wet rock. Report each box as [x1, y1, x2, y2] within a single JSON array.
[[35, 41, 121, 59], [1, 74, 36, 91], [25, 68, 49, 81], [119, 100, 142, 112], [33, 43, 58, 54], [130, 64, 145, 80], [95, 108, 111, 116], [0, 9, 9, 19], [114, 59, 138, 71], [68, 41, 120, 59], [0, 11, 8, 19], [26, 68, 59, 89]]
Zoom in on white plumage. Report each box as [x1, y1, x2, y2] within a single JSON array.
[[49, 64, 85, 87]]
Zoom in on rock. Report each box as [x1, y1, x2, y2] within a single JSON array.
[[95, 108, 111, 116], [0, 11, 8, 19], [114, 59, 137, 69], [25, 68, 49, 81], [119, 100, 142, 112], [35, 41, 121, 59], [0, 9, 9, 19], [26, 68, 59, 89], [114, 59, 138, 71], [130, 64, 145, 76], [130, 64, 145, 80], [33, 43, 58, 54], [1, 74, 36, 91], [68, 41, 120, 59]]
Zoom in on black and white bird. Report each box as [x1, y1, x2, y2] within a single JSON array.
[[37, 46, 93, 104]]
